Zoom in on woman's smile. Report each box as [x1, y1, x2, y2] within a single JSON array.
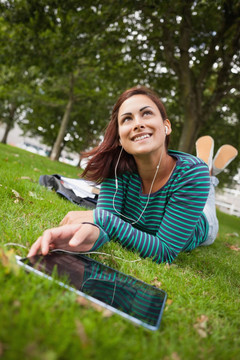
[[118, 94, 171, 157], [131, 133, 152, 142]]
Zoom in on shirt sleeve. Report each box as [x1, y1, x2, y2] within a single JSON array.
[[92, 163, 210, 263]]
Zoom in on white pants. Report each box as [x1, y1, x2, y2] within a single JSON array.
[[201, 176, 219, 246]]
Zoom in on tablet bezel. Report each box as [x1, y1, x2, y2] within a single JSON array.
[[16, 252, 167, 331]]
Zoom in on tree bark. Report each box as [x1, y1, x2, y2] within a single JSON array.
[[177, 113, 200, 153], [50, 74, 74, 161], [177, 2, 199, 153], [1, 104, 16, 144], [1, 120, 13, 144]]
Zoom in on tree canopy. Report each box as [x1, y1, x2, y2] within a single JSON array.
[[0, 0, 239, 179]]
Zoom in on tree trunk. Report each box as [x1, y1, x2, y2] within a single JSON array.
[[50, 74, 74, 161], [1, 120, 13, 144], [177, 114, 200, 153], [177, 90, 201, 153], [176, 3, 201, 154], [1, 104, 16, 144]]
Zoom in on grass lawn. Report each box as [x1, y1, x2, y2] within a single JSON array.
[[0, 143, 240, 360]]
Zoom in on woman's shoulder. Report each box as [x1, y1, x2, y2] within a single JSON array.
[[101, 171, 139, 187], [168, 149, 208, 169]]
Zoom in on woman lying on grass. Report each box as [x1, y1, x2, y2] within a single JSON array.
[[28, 86, 238, 263]]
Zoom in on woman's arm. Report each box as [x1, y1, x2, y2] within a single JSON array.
[[92, 164, 210, 263]]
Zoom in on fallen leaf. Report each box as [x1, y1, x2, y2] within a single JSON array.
[[166, 299, 173, 305], [28, 191, 44, 200], [151, 277, 162, 288], [76, 297, 89, 307], [171, 352, 181, 360], [0, 248, 19, 275], [75, 320, 89, 347], [12, 189, 20, 197], [76, 296, 113, 317], [102, 309, 114, 318], [98, 255, 105, 262], [196, 314, 209, 324], [229, 245, 240, 251], [13, 300, 21, 308], [12, 189, 24, 202], [225, 243, 240, 252], [195, 327, 207, 338], [226, 232, 239, 237], [194, 315, 209, 338], [165, 263, 170, 269], [33, 168, 40, 172]]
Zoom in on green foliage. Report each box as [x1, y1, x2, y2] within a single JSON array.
[[0, 1, 239, 171], [0, 144, 240, 360]]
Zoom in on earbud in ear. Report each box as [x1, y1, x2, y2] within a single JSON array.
[[165, 126, 168, 135], [119, 138, 122, 145]]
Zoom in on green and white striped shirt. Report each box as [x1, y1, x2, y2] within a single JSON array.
[[92, 150, 210, 264]]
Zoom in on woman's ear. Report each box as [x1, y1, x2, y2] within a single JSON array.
[[164, 119, 172, 135]]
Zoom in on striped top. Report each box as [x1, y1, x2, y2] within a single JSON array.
[[92, 150, 210, 264]]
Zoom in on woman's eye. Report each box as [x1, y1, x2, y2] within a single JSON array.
[[122, 117, 131, 123], [143, 110, 152, 116]]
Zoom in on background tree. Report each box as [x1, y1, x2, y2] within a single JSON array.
[[0, 0, 239, 180], [106, 0, 240, 153], [0, 65, 35, 144], [21, 72, 115, 155], [0, 0, 120, 159]]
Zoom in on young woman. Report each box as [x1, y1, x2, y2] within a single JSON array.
[[28, 86, 238, 263]]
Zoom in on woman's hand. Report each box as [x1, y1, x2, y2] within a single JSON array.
[[60, 210, 94, 225], [27, 223, 99, 257]]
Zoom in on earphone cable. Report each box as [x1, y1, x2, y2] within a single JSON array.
[[113, 145, 164, 225]]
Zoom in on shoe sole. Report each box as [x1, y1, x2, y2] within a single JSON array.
[[195, 136, 214, 167], [213, 145, 238, 169]]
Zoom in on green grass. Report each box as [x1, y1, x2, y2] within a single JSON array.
[[0, 143, 240, 360]]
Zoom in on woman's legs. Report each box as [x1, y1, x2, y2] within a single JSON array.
[[201, 176, 219, 246], [195, 136, 238, 246]]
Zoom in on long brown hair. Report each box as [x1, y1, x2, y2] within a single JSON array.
[[81, 86, 169, 183]]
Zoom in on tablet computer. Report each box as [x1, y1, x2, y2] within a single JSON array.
[[16, 251, 167, 331]]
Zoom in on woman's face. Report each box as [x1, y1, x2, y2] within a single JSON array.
[[117, 95, 171, 158]]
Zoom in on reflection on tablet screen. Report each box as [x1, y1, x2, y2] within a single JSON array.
[[21, 252, 167, 330]]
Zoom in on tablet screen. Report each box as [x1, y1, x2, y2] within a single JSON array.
[[19, 252, 167, 330]]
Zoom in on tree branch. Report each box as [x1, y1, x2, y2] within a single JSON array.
[[197, 0, 240, 86], [161, 24, 180, 75]]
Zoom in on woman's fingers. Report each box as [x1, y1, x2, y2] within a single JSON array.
[[60, 211, 81, 225], [41, 229, 55, 255], [27, 237, 42, 257], [41, 225, 82, 254], [69, 224, 100, 251], [60, 210, 94, 226], [27, 223, 99, 257], [28, 225, 81, 257]]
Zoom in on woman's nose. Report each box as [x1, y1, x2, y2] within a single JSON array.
[[133, 117, 145, 131]]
